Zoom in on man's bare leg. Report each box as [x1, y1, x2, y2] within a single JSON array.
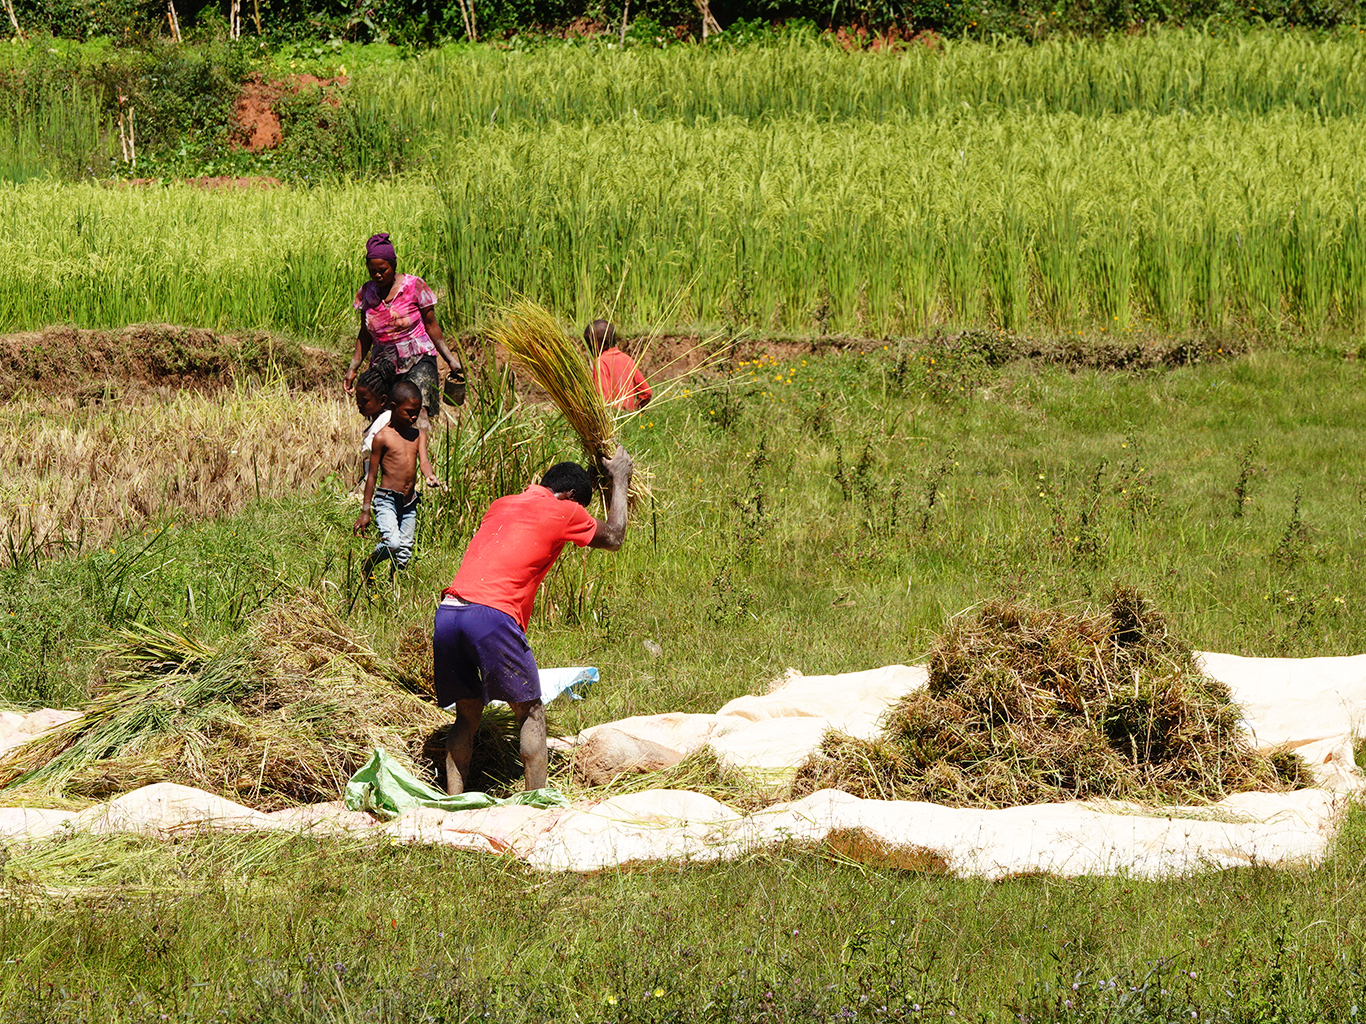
[[445, 699, 483, 795], [510, 699, 548, 791]]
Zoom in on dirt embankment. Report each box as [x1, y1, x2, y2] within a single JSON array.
[[0, 326, 858, 404], [596, 333, 885, 382], [232, 73, 347, 153], [0, 324, 1234, 404], [0, 325, 342, 401], [614, 328, 1233, 377]]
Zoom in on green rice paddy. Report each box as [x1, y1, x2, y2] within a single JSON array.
[[8, 30, 1366, 339]]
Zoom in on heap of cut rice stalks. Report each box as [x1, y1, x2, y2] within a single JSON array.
[[0, 596, 449, 811], [487, 299, 648, 502], [794, 586, 1311, 808]]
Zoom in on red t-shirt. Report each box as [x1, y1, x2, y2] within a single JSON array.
[[444, 485, 599, 630], [593, 348, 652, 411]]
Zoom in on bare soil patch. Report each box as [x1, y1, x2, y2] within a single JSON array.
[[231, 73, 347, 153], [234, 78, 285, 151]]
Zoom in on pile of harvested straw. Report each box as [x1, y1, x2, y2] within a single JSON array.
[[0, 596, 448, 810], [794, 586, 1310, 808]]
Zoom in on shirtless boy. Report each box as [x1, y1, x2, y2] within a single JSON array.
[[353, 381, 438, 578]]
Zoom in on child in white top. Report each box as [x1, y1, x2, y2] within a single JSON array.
[[354, 362, 396, 486]]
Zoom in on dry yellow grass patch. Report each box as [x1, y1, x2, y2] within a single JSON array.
[[1, 381, 357, 556]]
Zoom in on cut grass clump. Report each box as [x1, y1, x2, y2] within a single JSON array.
[[487, 298, 649, 503], [794, 586, 1312, 808], [0, 594, 447, 811], [558, 745, 774, 812]]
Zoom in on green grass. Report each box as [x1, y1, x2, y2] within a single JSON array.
[[354, 27, 1366, 125], [14, 106, 1366, 338], [7, 343, 1366, 723], [5, 29, 1366, 1016], [2, 341, 1365, 1018], [0, 803, 1364, 1021]]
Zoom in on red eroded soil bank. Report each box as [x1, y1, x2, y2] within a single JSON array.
[[233, 73, 347, 153]]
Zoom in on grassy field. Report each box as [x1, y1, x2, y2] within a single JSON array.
[[12, 108, 1366, 339], [9, 340, 1366, 714], [1, 337, 1366, 1018], [0, 815, 1363, 1023], [10, 32, 1366, 338]]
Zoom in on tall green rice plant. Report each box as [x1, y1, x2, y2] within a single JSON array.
[[349, 31, 1366, 129], [1135, 207, 1192, 332], [1036, 202, 1082, 330], [943, 216, 985, 328], [1193, 214, 1229, 331], [898, 204, 942, 332], [1283, 199, 1333, 335], [1232, 207, 1286, 333], [12, 96, 1366, 339], [989, 205, 1032, 332], [1087, 217, 1133, 330], [1339, 201, 1366, 332], [0, 78, 112, 183]]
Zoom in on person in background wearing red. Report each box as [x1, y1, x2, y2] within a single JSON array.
[[586, 319, 652, 411]]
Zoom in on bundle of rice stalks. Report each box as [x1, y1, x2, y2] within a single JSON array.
[[0, 595, 450, 811], [793, 585, 1312, 808], [486, 299, 648, 502]]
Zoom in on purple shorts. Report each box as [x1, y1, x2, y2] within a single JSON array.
[[433, 600, 540, 707]]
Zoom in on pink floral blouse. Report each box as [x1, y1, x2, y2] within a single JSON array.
[[354, 274, 438, 373]]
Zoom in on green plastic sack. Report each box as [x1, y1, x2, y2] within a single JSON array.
[[343, 748, 570, 820]]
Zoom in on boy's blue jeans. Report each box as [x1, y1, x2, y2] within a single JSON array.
[[369, 488, 419, 572]]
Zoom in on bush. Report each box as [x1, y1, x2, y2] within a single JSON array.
[[13, 0, 168, 42], [9, 0, 1366, 51]]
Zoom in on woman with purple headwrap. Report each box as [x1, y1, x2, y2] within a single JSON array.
[[345, 232, 463, 430]]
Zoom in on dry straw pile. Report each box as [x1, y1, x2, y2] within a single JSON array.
[[794, 586, 1310, 807], [1, 379, 354, 561], [0, 595, 446, 810]]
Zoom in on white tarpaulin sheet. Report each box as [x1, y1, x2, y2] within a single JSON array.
[[0, 652, 1361, 877]]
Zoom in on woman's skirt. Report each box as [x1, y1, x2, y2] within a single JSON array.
[[371, 351, 440, 420]]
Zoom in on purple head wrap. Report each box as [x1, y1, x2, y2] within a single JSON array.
[[365, 232, 397, 265]]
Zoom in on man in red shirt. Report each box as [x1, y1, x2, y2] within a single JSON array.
[[436, 446, 633, 794], [587, 320, 652, 411]]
